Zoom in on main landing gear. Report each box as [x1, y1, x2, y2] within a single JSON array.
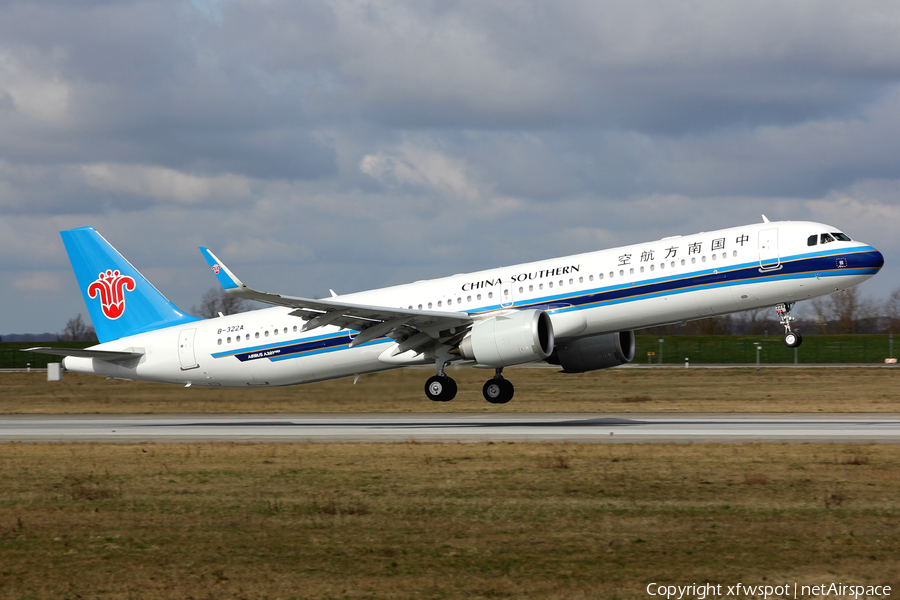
[[482, 368, 514, 404], [424, 374, 457, 402], [424, 364, 516, 404], [775, 302, 803, 348]]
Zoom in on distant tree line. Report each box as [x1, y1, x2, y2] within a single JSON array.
[[634, 286, 900, 336]]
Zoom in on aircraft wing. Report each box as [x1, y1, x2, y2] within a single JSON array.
[[199, 247, 473, 351], [24, 347, 144, 362]]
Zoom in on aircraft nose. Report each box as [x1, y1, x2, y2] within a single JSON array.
[[862, 248, 885, 272], [870, 249, 885, 270]]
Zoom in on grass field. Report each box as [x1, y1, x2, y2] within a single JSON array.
[[2, 367, 898, 599], [2, 366, 900, 414], [1, 442, 898, 599]]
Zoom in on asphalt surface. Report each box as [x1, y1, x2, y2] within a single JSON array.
[[1, 413, 899, 443]]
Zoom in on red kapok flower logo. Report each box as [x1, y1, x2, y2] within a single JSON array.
[[87, 269, 136, 320]]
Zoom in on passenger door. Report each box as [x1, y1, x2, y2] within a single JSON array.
[[758, 228, 781, 271], [178, 328, 199, 370]]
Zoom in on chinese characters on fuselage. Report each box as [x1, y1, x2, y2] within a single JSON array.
[[460, 233, 753, 291]]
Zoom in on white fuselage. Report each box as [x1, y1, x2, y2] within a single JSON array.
[[63, 220, 883, 386]]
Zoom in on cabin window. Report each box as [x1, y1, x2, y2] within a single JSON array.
[[640, 266, 645, 273], [679, 259, 684, 266], [265, 331, 269, 337], [235, 335, 240, 342], [293, 326, 298, 332], [417, 304, 422, 310], [518, 287, 524, 293], [549, 282, 554, 288], [578, 277, 582, 283], [659, 263, 664, 270], [428, 302, 432, 309], [255, 332, 260, 339], [488, 292, 493, 299], [570, 278, 575, 285], [539, 284, 543, 290], [477, 294, 482, 300], [528, 285, 533, 292], [437, 300, 442, 307], [650, 264, 655, 271], [589, 275, 594, 281], [701, 256, 706, 262], [217, 339, 222, 345], [711, 254, 716, 261], [722, 253, 727, 260], [732, 251, 737, 257], [558, 280, 563, 287], [629, 268, 634, 275], [457, 297, 462, 304], [598, 274, 603, 280], [807, 235, 817, 246], [227, 337, 232, 343], [618, 270, 623, 276]]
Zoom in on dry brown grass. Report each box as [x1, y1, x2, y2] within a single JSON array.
[[2, 366, 900, 414], [0, 442, 898, 599]]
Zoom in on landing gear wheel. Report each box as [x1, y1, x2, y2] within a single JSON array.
[[483, 378, 514, 404], [784, 331, 802, 348], [775, 302, 802, 349], [425, 375, 457, 402]]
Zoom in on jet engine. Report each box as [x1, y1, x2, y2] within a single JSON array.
[[458, 309, 554, 367], [546, 331, 635, 373]]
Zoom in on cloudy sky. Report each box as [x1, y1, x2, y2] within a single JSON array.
[[2, 0, 899, 335]]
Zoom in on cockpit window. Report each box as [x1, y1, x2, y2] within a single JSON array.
[[832, 232, 851, 241], [820, 233, 836, 244], [807, 235, 817, 246]]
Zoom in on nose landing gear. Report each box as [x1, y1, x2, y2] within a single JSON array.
[[775, 302, 803, 348]]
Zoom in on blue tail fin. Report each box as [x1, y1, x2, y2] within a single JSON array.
[[61, 227, 200, 343]]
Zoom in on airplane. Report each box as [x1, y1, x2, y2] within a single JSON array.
[[27, 217, 884, 403]]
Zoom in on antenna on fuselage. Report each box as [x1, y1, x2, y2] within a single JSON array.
[[762, 214, 770, 223]]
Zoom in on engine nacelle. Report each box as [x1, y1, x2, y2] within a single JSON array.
[[547, 331, 635, 373], [459, 309, 554, 367]]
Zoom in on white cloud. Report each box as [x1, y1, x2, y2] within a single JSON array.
[[0, 52, 70, 123], [81, 164, 252, 205], [360, 142, 480, 202]]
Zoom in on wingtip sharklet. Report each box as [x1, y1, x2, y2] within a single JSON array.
[[199, 246, 243, 291]]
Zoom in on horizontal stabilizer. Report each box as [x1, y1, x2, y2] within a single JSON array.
[[24, 347, 144, 362]]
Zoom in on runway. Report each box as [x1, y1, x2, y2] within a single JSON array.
[[1, 413, 899, 443]]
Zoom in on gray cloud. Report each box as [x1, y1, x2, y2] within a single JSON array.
[[2, 0, 899, 334]]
